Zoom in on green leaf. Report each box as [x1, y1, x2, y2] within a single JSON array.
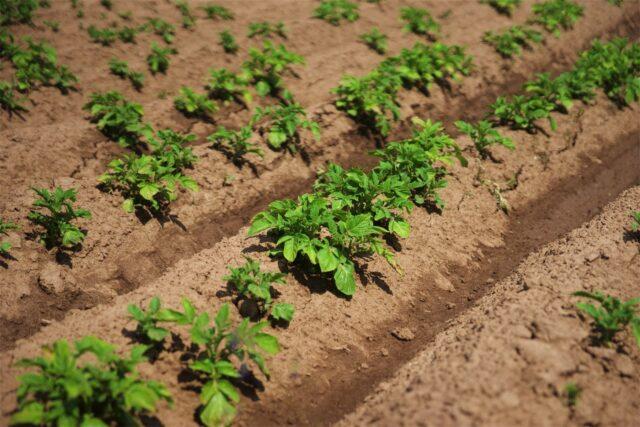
[[317, 246, 339, 272], [389, 219, 410, 238], [124, 383, 160, 412], [271, 302, 295, 322], [122, 198, 135, 213], [140, 184, 159, 201], [10, 402, 44, 425], [255, 332, 280, 355], [334, 262, 356, 296]]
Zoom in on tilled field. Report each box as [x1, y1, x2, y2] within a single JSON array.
[[0, 0, 639, 426]]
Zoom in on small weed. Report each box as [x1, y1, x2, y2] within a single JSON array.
[[574, 291, 640, 348]]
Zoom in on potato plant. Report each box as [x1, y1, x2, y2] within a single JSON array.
[[219, 30, 238, 54], [0, 81, 27, 114], [359, 28, 387, 55], [491, 95, 556, 132], [10, 38, 78, 93], [208, 125, 263, 165], [0, 219, 19, 255], [84, 91, 152, 148], [87, 25, 117, 46], [574, 291, 640, 348], [631, 211, 640, 231], [148, 129, 198, 170], [175, 0, 195, 29], [109, 58, 144, 90], [483, 26, 543, 58], [314, 0, 359, 25], [0, 0, 40, 25], [143, 18, 176, 44], [251, 102, 320, 152], [147, 42, 176, 74], [242, 41, 304, 99], [174, 86, 218, 118], [248, 21, 287, 39], [224, 257, 294, 322], [524, 72, 575, 112], [28, 187, 91, 249], [10, 337, 172, 426], [203, 4, 234, 20], [128, 296, 175, 343], [481, 0, 521, 16], [455, 120, 515, 160], [207, 67, 252, 105], [400, 7, 439, 39], [530, 0, 584, 37]]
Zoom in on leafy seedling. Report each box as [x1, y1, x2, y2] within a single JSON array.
[[11, 38, 78, 93], [480, 0, 521, 16], [0, 81, 28, 114], [203, 4, 234, 20], [491, 95, 556, 132], [147, 42, 176, 74], [109, 58, 144, 90], [251, 102, 320, 152], [574, 291, 640, 348], [174, 86, 218, 118], [148, 129, 198, 170], [207, 68, 252, 105], [524, 72, 575, 112], [242, 41, 304, 99], [401, 6, 439, 39], [11, 337, 172, 426], [455, 120, 515, 160], [128, 296, 177, 343], [88, 25, 117, 46], [208, 125, 263, 166], [224, 257, 294, 322], [219, 30, 238, 54], [564, 382, 581, 407], [483, 26, 543, 58], [43, 20, 60, 32], [530, 0, 584, 37], [359, 28, 387, 55], [175, 0, 195, 28], [0, 0, 40, 25], [28, 187, 91, 249], [631, 211, 640, 231], [144, 18, 176, 43], [0, 219, 19, 255], [248, 21, 287, 39], [314, 0, 359, 25]]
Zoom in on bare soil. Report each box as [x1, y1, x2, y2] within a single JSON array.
[[0, 1, 639, 426]]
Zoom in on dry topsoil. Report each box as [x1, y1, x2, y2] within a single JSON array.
[[339, 186, 640, 427], [0, 0, 639, 426]]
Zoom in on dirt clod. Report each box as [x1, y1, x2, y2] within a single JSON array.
[[391, 328, 415, 341]]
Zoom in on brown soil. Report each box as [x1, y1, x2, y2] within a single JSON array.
[[339, 186, 640, 427], [1, 0, 639, 426]]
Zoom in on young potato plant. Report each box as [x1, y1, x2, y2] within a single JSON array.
[[208, 125, 263, 166], [314, 163, 414, 239], [524, 72, 575, 112], [314, 0, 359, 25], [0, 0, 39, 25], [242, 41, 304, 99], [631, 211, 640, 232], [333, 71, 401, 137], [10, 38, 78, 93], [372, 118, 466, 209], [43, 20, 60, 32], [530, 0, 584, 37], [480, 0, 521, 16], [483, 26, 543, 58], [144, 18, 176, 44], [148, 129, 198, 170], [224, 257, 294, 323], [87, 25, 117, 46], [219, 30, 238, 54], [28, 187, 91, 249], [249, 193, 395, 296], [203, 4, 234, 20], [117, 26, 138, 43], [128, 296, 176, 343], [147, 42, 176, 74], [400, 7, 439, 39], [207, 67, 252, 105], [359, 28, 387, 55], [174, 86, 218, 118], [574, 291, 640, 348], [0, 219, 19, 255], [0, 81, 27, 114], [248, 21, 287, 39], [251, 102, 320, 152], [10, 337, 172, 426], [491, 95, 556, 132], [455, 120, 515, 160], [175, 0, 195, 29], [109, 58, 144, 90], [84, 91, 152, 148]]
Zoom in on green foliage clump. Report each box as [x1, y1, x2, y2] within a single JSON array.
[[84, 91, 151, 148], [0, 0, 40, 26], [10, 337, 171, 426], [481, 0, 522, 16], [0, 219, 19, 254], [100, 130, 198, 214], [455, 120, 515, 159], [574, 291, 640, 348], [219, 30, 238, 54], [242, 41, 304, 99], [631, 211, 640, 231], [10, 38, 78, 93], [28, 187, 91, 249], [208, 125, 263, 165], [224, 257, 294, 322], [314, 0, 359, 25], [483, 26, 543, 58], [144, 18, 176, 43], [251, 102, 320, 152], [359, 28, 387, 55], [203, 3, 234, 20], [174, 86, 217, 118], [109, 58, 144, 90], [530, 0, 584, 37], [0, 81, 27, 114], [87, 25, 117, 46], [564, 382, 581, 407], [175, 0, 195, 29], [248, 21, 287, 39], [147, 42, 176, 74], [400, 7, 439, 39], [491, 95, 556, 132]]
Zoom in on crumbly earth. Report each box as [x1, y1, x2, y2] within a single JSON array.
[[339, 186, 640, 427], [0, 1, 639, 426]]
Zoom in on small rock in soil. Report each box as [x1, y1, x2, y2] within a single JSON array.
[[584, 250, 601, 263], [38, 263, 76, 295], [446, 302, 456, 310], [391, 327, 415, 341], [614, 355, 635, 377], [380, 348, 389, 357]]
